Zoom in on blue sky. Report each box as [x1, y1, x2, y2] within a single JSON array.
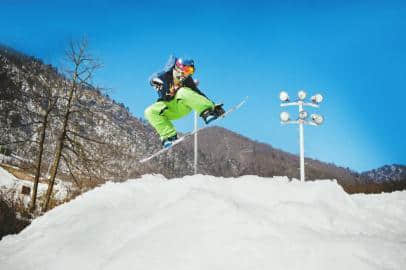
[[1, 0, 405, 172]]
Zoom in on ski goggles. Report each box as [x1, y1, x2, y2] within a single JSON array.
[[175, 64, 195, 76]]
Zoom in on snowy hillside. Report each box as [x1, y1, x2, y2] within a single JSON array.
[[363, 164, 406, 183], [0, 166, 72, 205], [1, 175, 405, 270]]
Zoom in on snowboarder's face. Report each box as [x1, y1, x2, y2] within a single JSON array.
[[173, 67, 187, 82], [173, 64, 194, 82]]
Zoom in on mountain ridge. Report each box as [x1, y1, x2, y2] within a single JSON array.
[[0, 45, 404, 194], [362, 164, 406, 183]]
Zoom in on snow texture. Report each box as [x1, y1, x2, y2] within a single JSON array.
[[0, 167, 72, 205], [0, 174, 405, 270], [0, 165, 16, 188]]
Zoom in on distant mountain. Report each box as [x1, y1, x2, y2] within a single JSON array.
[[362, 164, 406, 183], [1, 44, 404, 194]]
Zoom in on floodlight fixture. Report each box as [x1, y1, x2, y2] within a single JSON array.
[[279, 89, 325, 182], [280, 111, 290, 122], [298, 90, 307, 100], [311, 114, 324, 125], [299, 110, 308, 120], [279, 91, 289, 102], [311, 94, 323, 104]]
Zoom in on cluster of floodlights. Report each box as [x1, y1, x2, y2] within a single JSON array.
[[279, 90, 324, 182], [279, 90, 324, 125]]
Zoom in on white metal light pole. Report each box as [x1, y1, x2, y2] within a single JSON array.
[[299, 102, 305, 182], [194, 111, 198, 174], [193, 79, 200, 175], [279, 90, 324, 182]]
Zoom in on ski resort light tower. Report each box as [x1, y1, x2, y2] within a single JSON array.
[[279, 90, 324, 182]]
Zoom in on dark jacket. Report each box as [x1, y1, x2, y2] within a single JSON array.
[[149, 56, 208, 102]]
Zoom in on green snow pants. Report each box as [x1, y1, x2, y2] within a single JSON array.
[[144, 87, 214, 141]]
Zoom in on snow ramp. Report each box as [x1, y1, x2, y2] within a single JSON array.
[[1, 174, 405, 270]]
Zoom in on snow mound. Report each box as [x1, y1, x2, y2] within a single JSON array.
[[1, 174, 405, 270]]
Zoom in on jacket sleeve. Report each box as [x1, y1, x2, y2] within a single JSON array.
[[149, 71, 173, 101], [149, 72, 162, 86]]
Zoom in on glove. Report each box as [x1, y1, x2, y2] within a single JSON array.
[[213, 103, 225, 117], [150, 77, 164, 91]]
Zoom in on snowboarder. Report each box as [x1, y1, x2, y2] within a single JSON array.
[[144, 56, 225, 148]]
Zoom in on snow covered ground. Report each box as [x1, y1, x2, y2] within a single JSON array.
[[0, 165, 16, 188], [0, 174, 405, 270], [0, 167, 72, 206]]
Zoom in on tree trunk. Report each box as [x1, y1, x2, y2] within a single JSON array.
[[43, 82, 75, 212], [29, 111, 50, 213], [42, 133, 64, 212]]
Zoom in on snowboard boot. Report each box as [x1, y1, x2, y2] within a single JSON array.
[[201, 104, 225, 124], [162, 134, 178, 148]]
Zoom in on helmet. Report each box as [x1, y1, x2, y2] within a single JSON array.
[[174, 58, 195, 76]]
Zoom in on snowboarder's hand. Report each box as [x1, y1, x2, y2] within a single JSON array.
[[213, 103, 225, 116], [151, 78, 164, 91]]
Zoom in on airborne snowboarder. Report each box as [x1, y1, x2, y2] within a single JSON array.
[[144, 55, 225, 148]]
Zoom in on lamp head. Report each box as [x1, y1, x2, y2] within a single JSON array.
[[299, 110, 308, 120], [311, 94, 323, 104], [298, 90, 307, 100], [311, 114, 324, 125], [280, 111, 290, 122], [279, 91, 289, 102]]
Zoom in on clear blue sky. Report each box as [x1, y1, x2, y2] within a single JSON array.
[[1, 0, 405, 172]]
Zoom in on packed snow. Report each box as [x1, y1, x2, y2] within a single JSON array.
[[0, 174, 405, 270]]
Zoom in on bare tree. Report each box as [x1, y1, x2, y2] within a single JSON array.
[[29, 75, 59, 213], [43, 38, 101, 212]]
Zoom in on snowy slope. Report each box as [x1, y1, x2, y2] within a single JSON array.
[[0, 174, 405, 270]]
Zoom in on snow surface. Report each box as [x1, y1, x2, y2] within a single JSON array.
[[0, 165, 16, 188], [0, 174, 405, 270], [0, 167, 72, 204]]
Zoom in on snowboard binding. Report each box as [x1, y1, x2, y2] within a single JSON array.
[[162, 134, 178, 148], [201, 104, 225, 124]]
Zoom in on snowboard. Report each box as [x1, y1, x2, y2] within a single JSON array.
[[139, 97, 247, 163]]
